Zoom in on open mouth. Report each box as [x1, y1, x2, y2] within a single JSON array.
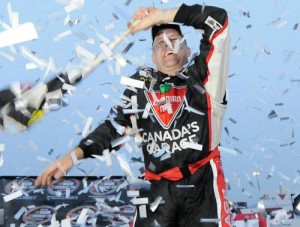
[[164, 51, 174, 56]]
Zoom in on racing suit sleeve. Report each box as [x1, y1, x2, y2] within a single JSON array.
[[174, 3, 229, 104], [77, 86, 133, 158], [174, 4, 230, 150]]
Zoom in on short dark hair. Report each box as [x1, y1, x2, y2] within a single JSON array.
[[151, 24, 183, 41]]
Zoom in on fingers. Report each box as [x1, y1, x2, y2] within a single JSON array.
[[129, 7, 158, 34], [35, 162, 62, 188], [132, 7, 150, 21]]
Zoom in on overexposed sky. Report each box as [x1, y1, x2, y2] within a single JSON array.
[[1, 0, 300, 205]]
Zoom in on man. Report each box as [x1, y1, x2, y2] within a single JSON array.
[[35, 3, 231, 226]]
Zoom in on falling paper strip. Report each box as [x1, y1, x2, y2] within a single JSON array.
[[127, 190, 140, 197], [0, 23, 38, 48], [218, 146, 237, 156], [81, 116, 93, 138], [150, 196, 163, 212], [200, 218, 220, 223], [103, 149, 112, 167], [120, 77, 145, 89], [181, 141, 203, 151], [0, 144, 4, 167], [61, 218, 71, 227], [0, 51, 15, 61], [3, 190, 23, 202], [14, 206, 27, 220], [64, 0, 84, 13], [132, 197, 149, 205], [139, 205, 147, 218], [76, 208, 89, 225]]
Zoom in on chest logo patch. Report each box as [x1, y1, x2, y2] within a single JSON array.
[[145, 85, 186, 129]]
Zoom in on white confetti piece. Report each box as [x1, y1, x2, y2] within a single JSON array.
[[104, 22, 115, 31], [127, 190, 140, 197], [25, 62, 37, 70], [61, 218, 71, 227], [176, 185, 195, 188], [76, 208, 89, 225], [103, 149, 112, 167], [184, 105, 205, 115], [0, 23, 38, 48], [3, 190, 23, 202], [20, 46, 48, 69], [118, 215, 130, 224], [14, 206, 26, 220], [132, 197, 149, 205], [62, 83, 76, 92], [0, 144, 5, 152], [81, 116, 93, 138], [75, 45, 96, 60], [163, 31, 174, 50], [70, 151, 81, 165], [124, 143, 133, 153], [120, 77, 144, 89], [21, 82, 47, 109], [96, 32, 110, 44], [142, 103, 151, 119], [99, 42, 113, 58], [181, 141, 203, 150], [7, 2, 18, 28], [173, 39, 181, 54], [114, 54, 127, 67], [123, 109, 144, 114], [64, 0, 84, 13], [111, 150, 133, 177], [53, 29, 72, 41], [0, 51, 15, 61], [150, 196, 163, 212], [28, 140, 39, 152], [139, 205, 147, 218], [218, 146, 237, 156], [111, 135, 131, 148], [36, 156, 51, 163], [109, 116, 125, 135], [278, 172, 290, 181], [0, 145, 4, 167], [200, 218, 220, 223]]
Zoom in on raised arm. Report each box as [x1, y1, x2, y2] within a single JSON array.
[[174, 4, 229, 104]]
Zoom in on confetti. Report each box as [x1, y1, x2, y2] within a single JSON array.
[[81, 116, 93, 138], [120, 76, 145, 89], [60, 218, 71, 227], [0, 51, 15, 62], [268, 110, 278, 119], [132, 197, 149, 205], [181, 141, 203, 151], [3, 190, 23, 202], [53, 30, 72, 41], [103, 149, 112, 167], [64, 0, 84, 13], [0, 23, 38, 48], [150, 196, 163, 212]]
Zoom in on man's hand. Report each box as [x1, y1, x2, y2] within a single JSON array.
[[128, 7, 178, 34], [34, 147, 84, 187]]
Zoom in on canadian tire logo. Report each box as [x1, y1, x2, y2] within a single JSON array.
[[145, 85, 186, 129]]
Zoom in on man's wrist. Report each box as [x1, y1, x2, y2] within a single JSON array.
[[159, 8, 179, 24]]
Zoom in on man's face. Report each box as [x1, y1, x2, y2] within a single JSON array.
[[152, 28, 191, 75]]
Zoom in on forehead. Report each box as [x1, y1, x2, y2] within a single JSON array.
[[154, 28, 182, 41]]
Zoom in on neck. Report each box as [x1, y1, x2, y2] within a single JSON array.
[[158, 66, 183, 76]]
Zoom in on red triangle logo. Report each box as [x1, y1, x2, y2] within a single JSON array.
[[278, 194, 286, 200], [145, 86, 186, 129]]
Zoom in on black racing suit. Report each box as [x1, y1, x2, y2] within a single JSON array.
[[78, 3, 231, 227]]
